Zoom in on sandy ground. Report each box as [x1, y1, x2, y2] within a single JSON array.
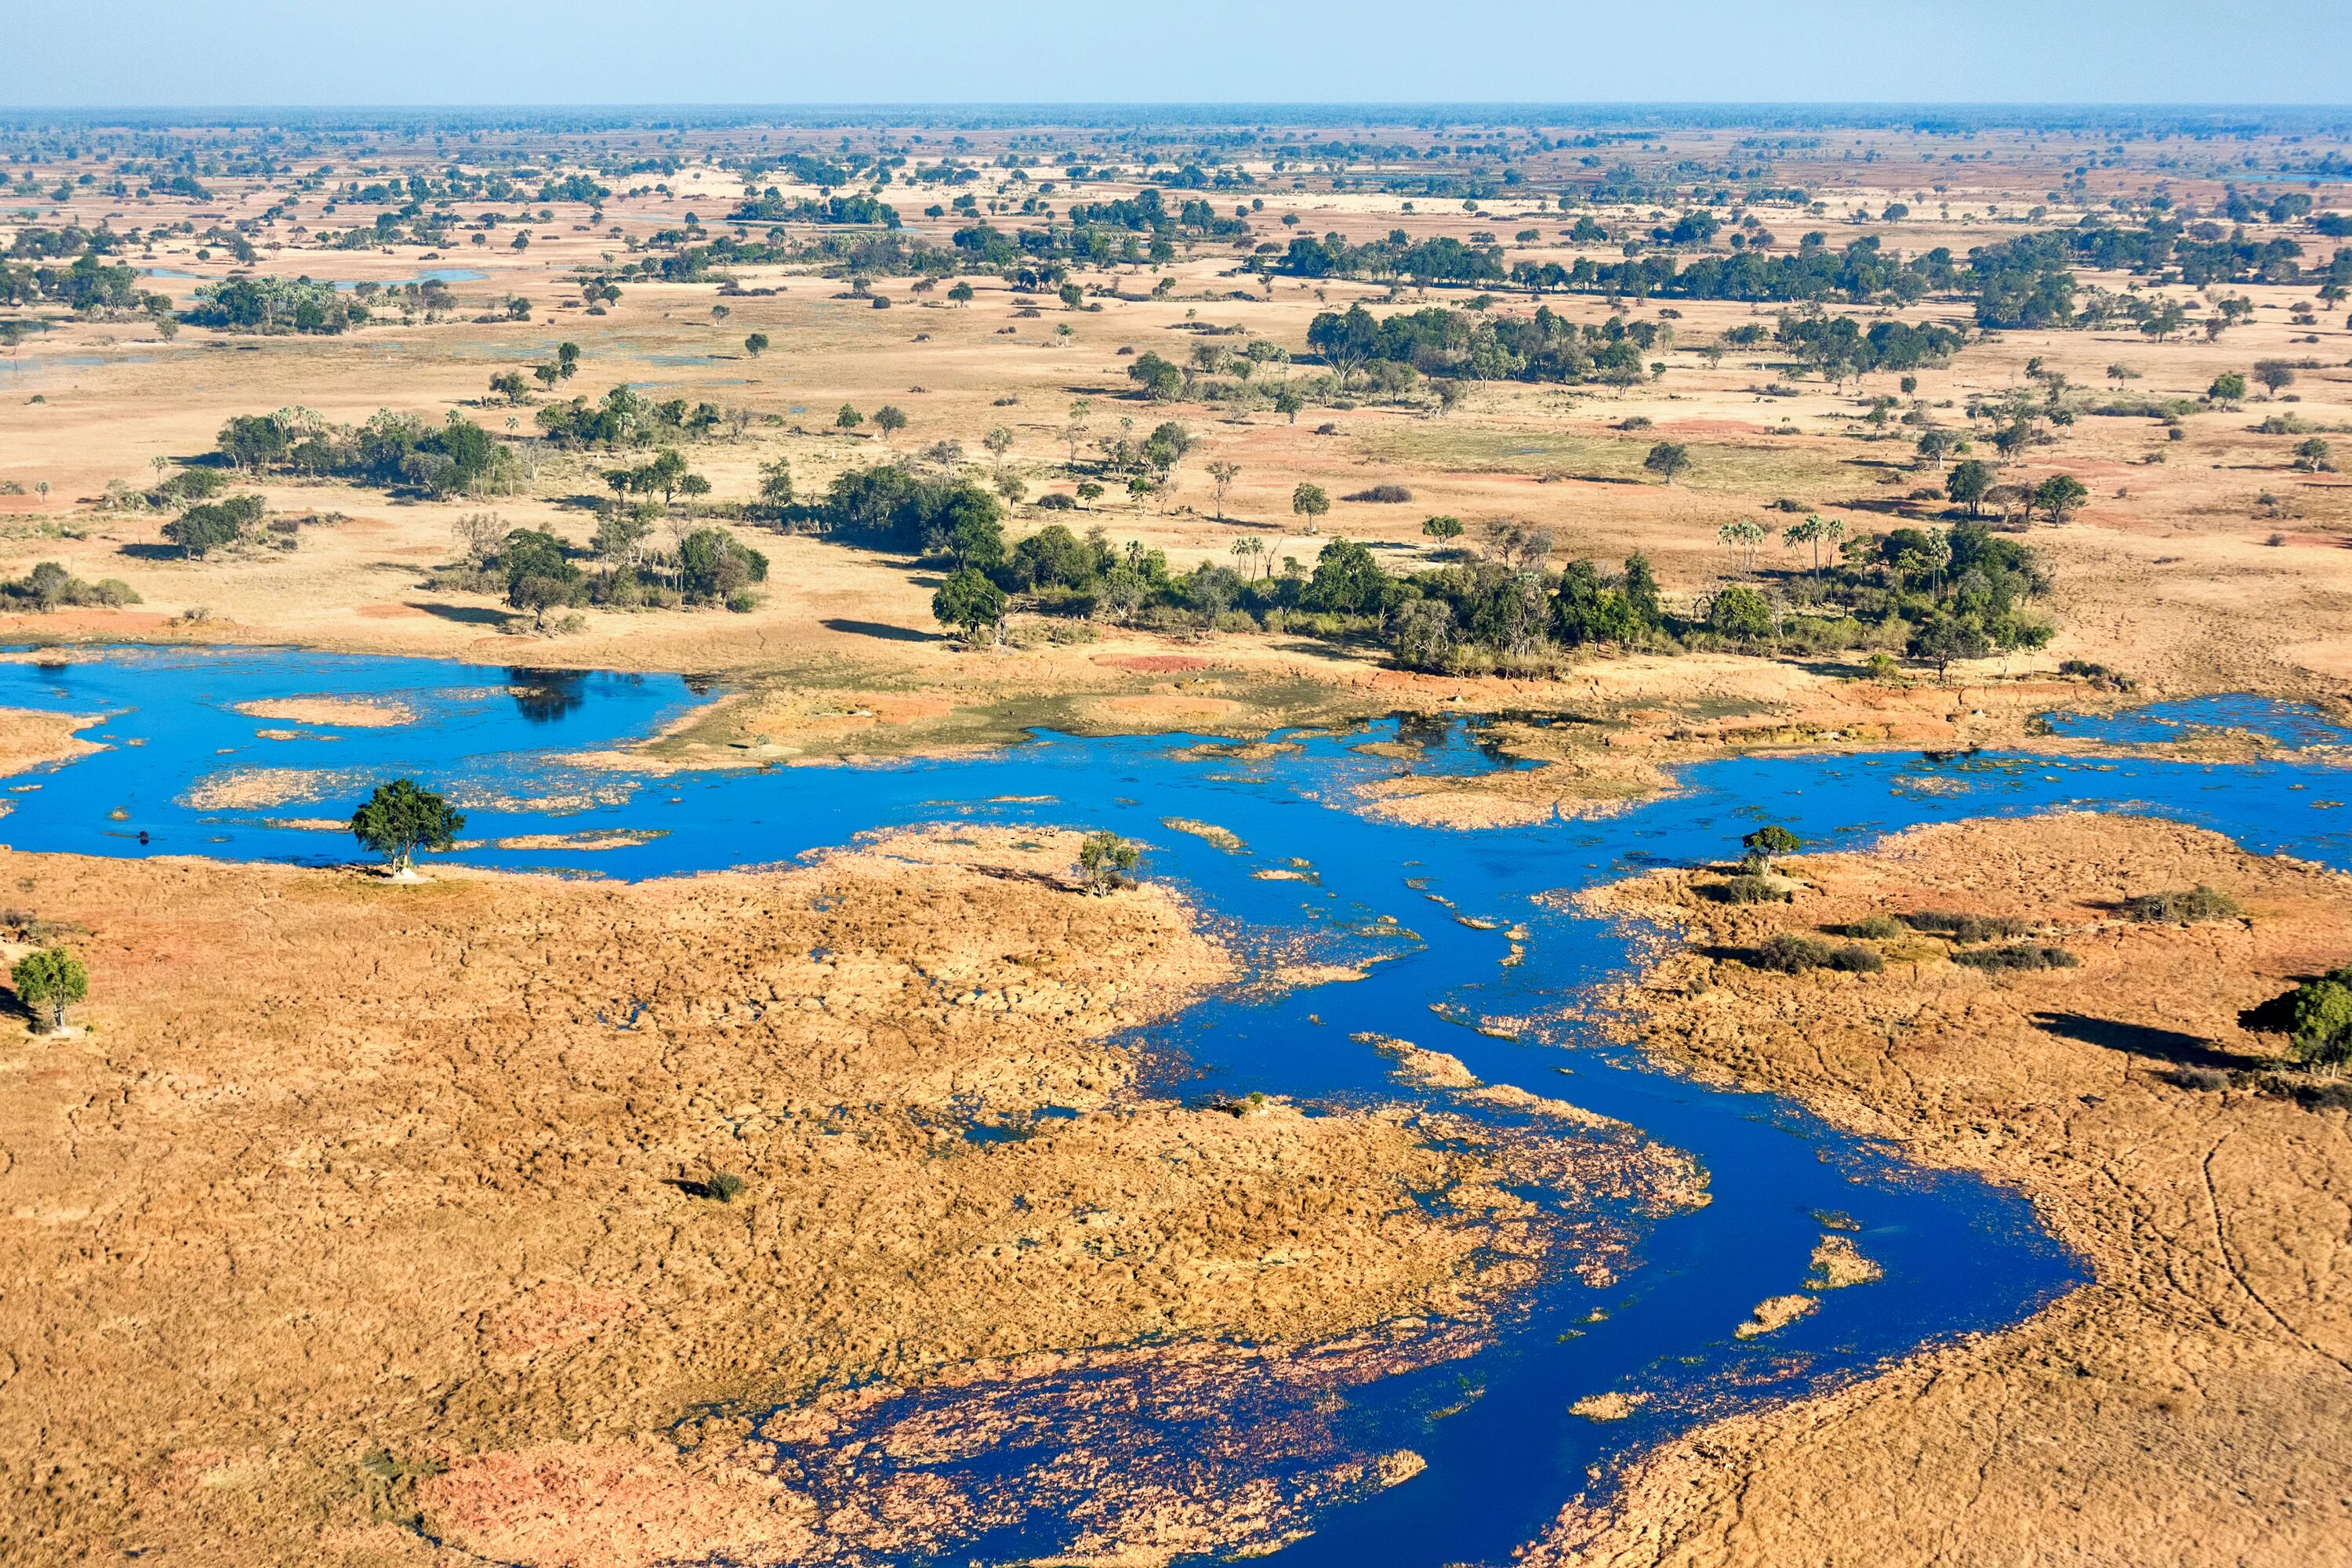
[[1537, 813, 2352, 1566], [0, 825, 1697, 1566], [0, 704, 103, 777]]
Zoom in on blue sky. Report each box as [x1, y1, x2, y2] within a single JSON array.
[[2, 0, 2341, 107]]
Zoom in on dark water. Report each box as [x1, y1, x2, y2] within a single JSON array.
[[3, 647, 2346, 1566]]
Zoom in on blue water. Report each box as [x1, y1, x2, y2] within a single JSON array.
[[2045, 692, 2352, 753], [4, 645, 2347, 1566]]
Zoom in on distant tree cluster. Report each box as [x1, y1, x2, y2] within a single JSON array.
[[217, 406, 521, 499]]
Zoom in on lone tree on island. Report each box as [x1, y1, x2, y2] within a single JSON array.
[[1740, 823, 1801, 872], [350, 779, 466, 877], [1076, 830, 1140, 895], [13, 946, 86, 1033]]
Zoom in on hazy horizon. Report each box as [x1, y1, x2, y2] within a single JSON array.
[[3, 0, 2342, 111]]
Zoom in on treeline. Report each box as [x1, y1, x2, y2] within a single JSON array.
[[0, 251, 167, 314], [216, 407, 521, 499], [794, 463, 2050, 677], [1300, 301, 1962, 387], [444, 521, 768, 625], [183, 277, 359, 334], [532, 384, 728, 448], [726, 190, 900, 227], [1276, 228, 2082, 332]]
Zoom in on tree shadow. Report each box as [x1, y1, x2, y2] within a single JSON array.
[[407, 601, 510, 626], [822, 617, 939, 643], [2031, 1011, 2241, 1070], [117, 543, 181, 561]]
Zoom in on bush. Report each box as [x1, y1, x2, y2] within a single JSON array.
[[1344, 483, 1414, 503], [1715, 874, 1792, 905], [1903, 909, 2029, 942], [703, 1171, 746, 1203], [1951, 943, 2078, 971], [1753, 934, 1883, 974], [1837, 915, 1905, 940], [0, 562, 141, 612], [2122, 885, 2241, 924], [2166, 1065, 2232, 1091]]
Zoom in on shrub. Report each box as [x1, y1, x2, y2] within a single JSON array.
[[1837, 915, 1905, 940], [2165, 1065, 2232, 1091], [1344, 483, 1414, 503], [2278, 967, 2352, 1069], [1753, 934, 1883, 974], [0, 562, 141, 612], [2122, 885, 2241, 924], [1715, 874, 1792, 905], [1951, 943, 2078, 971], [1903, 909, 2029, 942], [703, 1171, 746, 1203]]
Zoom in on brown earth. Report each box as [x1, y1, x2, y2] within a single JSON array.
[[0, 704, 101, 778], [0, 824, 1694, 1566], [1536, 813, 2352, 1566]]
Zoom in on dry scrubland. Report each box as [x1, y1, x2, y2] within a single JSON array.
[[1548, 815, 2352, 1566]]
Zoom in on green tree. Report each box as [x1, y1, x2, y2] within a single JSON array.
[[488, 370, 531, 405], [2033, 474, 2089, 524], [932, 566, 1007, 644], [744, 332, 770, 358], [11, 946, 85, 1033], [1740, 823, 1801, 873], [874, 405, 909, 442], [1273, 383, 1306, 424], [1915, 427, 1958, 468], [2209, 370, 2248, 406], [1708, 584, 1774, 641], [1291, 481, 1330, 533], [499, 528, 585, 628], [1642, 441, 1691, 484], [947, 280, 975, 306], [1422, 514, 1465, 545], [1909, 613, 1991, 680], [349, 779, 465, 876], [836, 404, 865, 433], [165, 494, 265, 559], [1945, 459, 1994, 517], [1076, 830, 1140, 895], [2252, 360, 2296, 397]]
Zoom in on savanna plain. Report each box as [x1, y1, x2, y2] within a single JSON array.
[[2, 104, 2351, 1566]]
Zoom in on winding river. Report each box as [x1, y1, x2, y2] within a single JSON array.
[[4, 646, 2347, 1566]]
